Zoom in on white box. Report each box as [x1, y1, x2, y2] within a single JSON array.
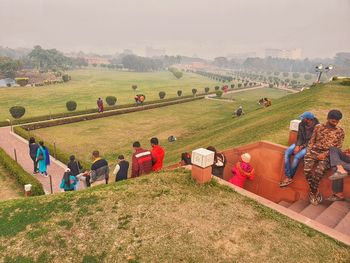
[[289, 120, 301, 131], [191, 148, 215, 168]]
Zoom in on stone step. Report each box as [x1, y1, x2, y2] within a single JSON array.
[[334, 211, 350, 235], [315, 201, 350, 228], [300, 203, 329, 220], [288, 199, 309, 213], [278, 201, 292, 208]]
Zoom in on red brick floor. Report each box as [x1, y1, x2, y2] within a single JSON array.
[[0, 127, 65, 194]]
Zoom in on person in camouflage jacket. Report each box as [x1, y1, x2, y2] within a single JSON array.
[[304, 109, 345, 205]]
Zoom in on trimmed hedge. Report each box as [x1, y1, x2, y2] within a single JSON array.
[[9, 106, 26, 119], [0, 148, 45, 196], [0, 94, 209, 127]]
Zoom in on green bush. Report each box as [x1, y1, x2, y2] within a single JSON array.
[[292, 72, 300, 79], [9, 106, 26, 119], [132, 85, 137, 91], [238, 83, 242, 88], [283, 72, 289, 77], [106, 96, 117, 106], [15, 78, 29, 87], [216, 90, 223, 98], [192, 88, 197, 96], [214, 86, 220, 91], [204, 87, 210, 94], [173, 71, 183, 79], [0, 148, 44, 196], [66, 101, 77, 111], [268, 83, 274, 88], [62, 74, 70, 82], [159, 91, 166, 99], [230, 84, 235, 89], [177, 90, 182, 97]]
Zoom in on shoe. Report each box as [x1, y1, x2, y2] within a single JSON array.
[[316, 192, 323, 204], [43, 172, 48, 177], [326, 194, 345, 202], [279, 178, 293, 188], [309, 192, 318, 206], [329, 171, 348, 181]]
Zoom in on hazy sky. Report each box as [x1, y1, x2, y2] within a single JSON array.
[[1, 0, 349, 58]]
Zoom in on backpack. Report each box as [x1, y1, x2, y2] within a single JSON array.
[[181, 152, 191, 165]]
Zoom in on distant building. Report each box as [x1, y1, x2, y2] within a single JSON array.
[[265, 48, 302, 59], [227, 52, 257, 60], [85, 57, 111, 65], [145, 46, 166, 57]]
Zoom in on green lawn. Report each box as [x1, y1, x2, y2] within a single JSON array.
[[0, 69, 221, 120], [221, 87, 291, 102], [0, 170, 349, 262], [31, 80, 350, 170]]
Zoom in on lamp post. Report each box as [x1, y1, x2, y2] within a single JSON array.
[[315, 64, 333, 83], [6, 119, 12, 132]]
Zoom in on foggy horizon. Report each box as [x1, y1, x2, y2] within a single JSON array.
[[1, 0, 349, 59]]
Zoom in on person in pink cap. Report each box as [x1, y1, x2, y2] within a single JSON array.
[[229, 153, 255, 188]]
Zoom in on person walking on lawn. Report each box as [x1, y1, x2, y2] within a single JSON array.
[[280, 112, 319, 187], [97, 98, 104, 113], [29, 137, 39, 174], [326, 147, 350, 201], [150, 137, 165, 172], [304, 110, 345, 205], [131, 141, 153, 178]]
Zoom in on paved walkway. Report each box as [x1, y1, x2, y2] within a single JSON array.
[[0, 126, 66, 194]]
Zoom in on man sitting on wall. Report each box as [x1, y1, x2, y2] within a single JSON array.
[[280, 112, 319, 187], [304, 110, 345, 205], [326, 147, 350, 201]]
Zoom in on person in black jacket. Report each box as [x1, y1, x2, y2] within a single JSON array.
[[28, 137, 39, 174], [67, 155, 82, 177], [112, 155, 129, 182], [280, 112, 319, 187]]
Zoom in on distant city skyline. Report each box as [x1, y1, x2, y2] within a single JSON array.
[[0, 0, 349, 59]]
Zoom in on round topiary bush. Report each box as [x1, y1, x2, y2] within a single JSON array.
[[177, 90, 182, 97], [9, 106, 26, 119], [173, 71, 183, 79], [132, 85, 138, 91], [159, 91, 166, 99], [192, 88, 197, 96], [204, 87, 210, 94], [231, 84, 235, 89], [66, 101, 77, 111], [62, 74, 70, 82], [15, 78, 29, 87], [106, 96, 117, 106], [214, 86, 220, 91], [216, 90, 223, 98]]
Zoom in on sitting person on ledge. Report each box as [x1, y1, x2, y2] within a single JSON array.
[[326, 147, 350, 202], [229, 153, 254, 188], [304, 109, 345, 206], [280, 111, 319, 187]]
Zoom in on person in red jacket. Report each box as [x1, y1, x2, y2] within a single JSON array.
[[150, 137, 165, 172], [131, 141, 153, 178], [229, 153, 255, 188]]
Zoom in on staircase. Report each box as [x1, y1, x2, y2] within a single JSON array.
[[278, 199, 350, 236]]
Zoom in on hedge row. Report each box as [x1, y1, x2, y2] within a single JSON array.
[[20, 96, 205, 130], [0, 148, 45, 196], [0, 94, 208, 127]]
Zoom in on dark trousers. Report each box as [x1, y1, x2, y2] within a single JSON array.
[[31, 157, 38, 172], [330, 147, 350, 193], [304, 150, 330, 194]]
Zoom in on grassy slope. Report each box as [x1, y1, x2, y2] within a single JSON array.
[[32, 88, 289, 168], [0, 165, 22, 201], [0, 170, 349, 263], [0, 70, 221, 120]]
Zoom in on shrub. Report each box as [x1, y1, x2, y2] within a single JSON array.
[[231, 84, 235, 89], [292, 72, 300, 79], [106, 96, 117, 106], [204, 87, 210, 94], [62, 74, 70, 82], [159, 91, 166, 99], [214, 86, 220, 91], [304, 74, 312, 80], [283, 72, 289, 77], [177, 90, 182, 97], [173, 71, 183, 79], [132, 85, 137, 91], [269, 84, 274, 88], [238, 83, 242, 88], [92, 63, 97, 67], [192, 88, 197, 96], [274, 72, 280, 76], [15, 78, 29, 87], [0, 148, 44, 196], [9, 106, 25, 119], [216, 90, 223, 98], [66, 101, 77, 111]]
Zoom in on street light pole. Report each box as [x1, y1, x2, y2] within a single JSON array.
[[315, 64, 333, 83]]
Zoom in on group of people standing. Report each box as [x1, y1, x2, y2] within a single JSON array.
[[57, 137, 165, 192], [281, 109, 347, 205]]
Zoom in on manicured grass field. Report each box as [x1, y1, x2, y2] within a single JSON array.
[[32, 88, 291, 168], [0, 170, 349, 262], [0, 69, 221, 120], [222, 87, 291, 102]]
